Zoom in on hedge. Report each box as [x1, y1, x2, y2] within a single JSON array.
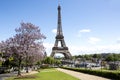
[[61, 67, 120, 80]]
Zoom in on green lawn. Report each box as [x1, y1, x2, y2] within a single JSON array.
[[6, 68, 79, 80]]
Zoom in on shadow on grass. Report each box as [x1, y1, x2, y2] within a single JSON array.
[[14, 75, 38, 79]]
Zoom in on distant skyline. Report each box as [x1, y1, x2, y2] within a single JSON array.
[[0, 0, 120, 56]]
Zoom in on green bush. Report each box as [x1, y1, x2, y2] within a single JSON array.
[[61, 67, 120, 80]]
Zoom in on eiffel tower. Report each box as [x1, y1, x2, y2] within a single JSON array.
[[50, 5, 72, 59]]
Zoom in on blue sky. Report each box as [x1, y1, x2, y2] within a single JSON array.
[[0, 0, 120, 56]]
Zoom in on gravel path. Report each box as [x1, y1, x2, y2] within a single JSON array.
[[22, 71, 38, 76], [0, 72, 16, 80], [57, 68, 112, 80], [0, 71, 38, 80]]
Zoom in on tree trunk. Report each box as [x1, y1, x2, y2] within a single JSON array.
[[26, 53, 29, 73], [17, 57, 22, 76]]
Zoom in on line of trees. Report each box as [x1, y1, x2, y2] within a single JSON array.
[[43, 57, 61, 66], [74, 53, 120, 62], [0, 22, 46, 76]]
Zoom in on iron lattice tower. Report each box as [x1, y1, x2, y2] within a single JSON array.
[[50, 5, 72, 59]]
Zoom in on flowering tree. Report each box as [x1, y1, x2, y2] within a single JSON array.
[[14, 22, 46, 75], [0, 22, 46, 76], [0, 38, 13, 68]]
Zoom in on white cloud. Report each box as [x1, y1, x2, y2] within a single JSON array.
[[68, 44, 120, 55], [79, 29, 91, 33], [117, 38, 120, 43], [77, 29, 91, 37], [43, 42, 54, 49], [52, 29, 57, 34], [88, 37, 101, 44], [43, 42, 120, 56], [43, 42, 54, 56]]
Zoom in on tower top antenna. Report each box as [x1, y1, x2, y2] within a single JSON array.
[[58, 0, 61, 5]]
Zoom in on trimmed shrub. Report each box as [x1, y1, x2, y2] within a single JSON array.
[[61, 67, 120, 80]]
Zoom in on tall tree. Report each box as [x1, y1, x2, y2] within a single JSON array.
[[14, 22, 46, 74], [0, 22, 46, 76]]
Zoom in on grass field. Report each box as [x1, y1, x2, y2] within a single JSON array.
[[6, 68, 79, 80]]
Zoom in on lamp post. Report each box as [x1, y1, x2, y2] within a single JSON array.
[[101, 54, 102, 71]]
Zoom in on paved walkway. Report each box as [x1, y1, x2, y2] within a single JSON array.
[[0, 71, 38, 80], [0, 72, 16, 80], [57, 68, 112, 80]]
